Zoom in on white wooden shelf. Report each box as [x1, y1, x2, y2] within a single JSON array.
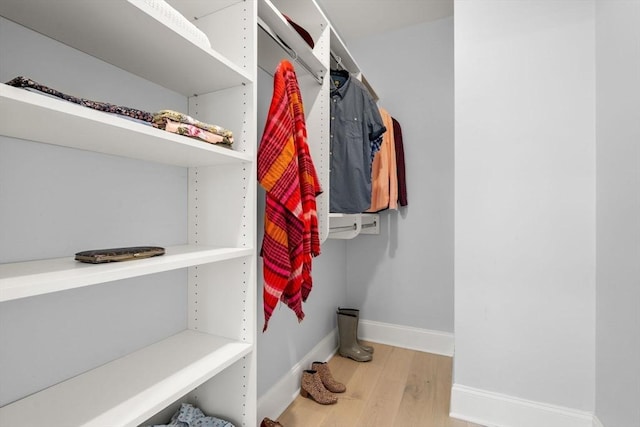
[[0, 245, 253, 302], [0, 0, 252, 96], [258, 0, 327, 83], [0, 84, 252, 167], [0, 330, 253, 427]]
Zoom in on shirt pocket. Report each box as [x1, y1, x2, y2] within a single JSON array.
[[342, 117, 362, 141]]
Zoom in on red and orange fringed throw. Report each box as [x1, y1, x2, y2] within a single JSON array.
[[258, 60, 322, 332]]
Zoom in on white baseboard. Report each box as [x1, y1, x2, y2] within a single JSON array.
[[358, 319, 455, 356], [257, 328, 338, 423], [592, 415, 605, 427], [450, 384, 595, 427]]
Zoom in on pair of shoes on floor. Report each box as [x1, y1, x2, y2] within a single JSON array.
[[260, 417, 283, 427], [337, 307, 374, 362], [300, 361, 346, 405]]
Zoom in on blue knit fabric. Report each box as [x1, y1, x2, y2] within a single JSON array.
[[151, 403, 235, 427]]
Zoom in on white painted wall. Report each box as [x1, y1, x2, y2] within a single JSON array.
[[454, 0, 596, 418], [345, 16, 455, 333], [595, 1, 640, 426]]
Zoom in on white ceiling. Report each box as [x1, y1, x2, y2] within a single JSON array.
[[315, 0, 453, 45]]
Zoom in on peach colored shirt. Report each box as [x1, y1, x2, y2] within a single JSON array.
[[367, 107, 398, 212]]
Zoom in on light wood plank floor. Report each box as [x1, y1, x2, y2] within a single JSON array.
[[276, 343, 483, 427]]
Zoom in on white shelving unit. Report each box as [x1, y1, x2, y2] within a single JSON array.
[[0, 0, 256, 426], [257, 0, 331, 243]]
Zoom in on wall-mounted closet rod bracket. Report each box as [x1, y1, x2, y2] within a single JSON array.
[[329, 223, 357, 232], [257, 18, 323, 85], [329, 221, 376, 232], [361, 220, 377, 229]]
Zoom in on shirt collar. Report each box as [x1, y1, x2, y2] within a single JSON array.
[[330, 73, 351, 99]]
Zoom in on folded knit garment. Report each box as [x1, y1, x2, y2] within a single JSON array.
[[153, 110, 234, 146], [148, 403, 235, 427], [162, 118, 233, 147]]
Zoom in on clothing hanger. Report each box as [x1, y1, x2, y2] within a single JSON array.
[[330, 52, 349, 76], [329, 51, 350, 90]]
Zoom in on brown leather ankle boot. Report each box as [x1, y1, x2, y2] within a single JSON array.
[[260, 417, 283, 427], [300, 369, 337, 404], [311, 361, 346, 393]]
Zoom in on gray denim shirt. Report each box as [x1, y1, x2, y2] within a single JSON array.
[[329, 72, 386, 214]]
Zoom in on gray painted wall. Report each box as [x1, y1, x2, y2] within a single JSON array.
[[595, 1, 640, 426], [345, 17, 455, 332]]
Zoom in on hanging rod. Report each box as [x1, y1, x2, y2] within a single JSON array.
[[329, 220, 377, 232], [329, 223, 357, 232], [257, 18, 323, 85]]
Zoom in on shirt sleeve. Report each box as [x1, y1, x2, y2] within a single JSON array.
[[392, 117, 408, 206], [364, 91, 386, 158]]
